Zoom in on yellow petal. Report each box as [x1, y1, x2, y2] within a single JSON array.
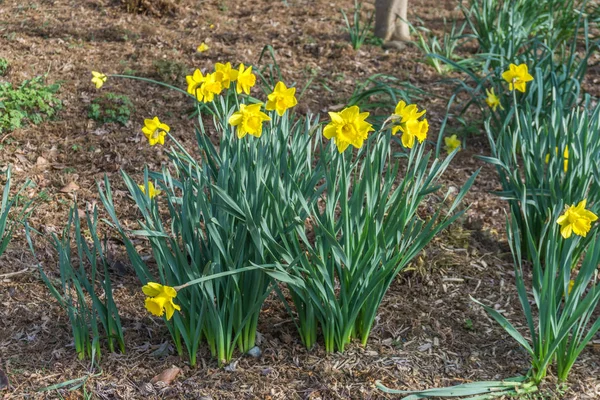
[[142, 282, 163, 297]]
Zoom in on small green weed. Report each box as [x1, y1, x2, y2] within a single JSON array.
[[0, 75, 62, 134], [88, 92, 134, 126], [0, 58, 9, 76], [153, 59, 188, 84]]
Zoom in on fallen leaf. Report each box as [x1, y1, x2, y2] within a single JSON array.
[[0, 367, 8, 390], [60, 182, 79, 193], [150, 366, 180, 385], [36, 157, 49, 167]]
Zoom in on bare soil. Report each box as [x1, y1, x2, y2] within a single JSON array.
[[1, 0, 600, 399]]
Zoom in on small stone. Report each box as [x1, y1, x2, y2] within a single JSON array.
[[261, 367, 272, 376], [224, 360, 238, 372], [247, 346, 261, 358]]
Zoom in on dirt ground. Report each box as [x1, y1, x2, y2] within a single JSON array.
[[1, 0, 600, 399]]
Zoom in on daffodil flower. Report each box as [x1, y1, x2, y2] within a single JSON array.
[[557, 199, 598, 239], [197, 42, 209, 52], [91, 71, 107, 89], [186, 69, 205, 101], [265, 82, 298, 116], [236, 63, 256, 95], [485, 88, 503, 111], [139, 181, 161, 199], [142, 116, 170, 146], [323, 105, 374, 153], [228, 103, 271, 138], [214, 62, 238, 89], [142, 282, 181, 320], [444, 135, 461, 153], [502, 63, 534, 93]]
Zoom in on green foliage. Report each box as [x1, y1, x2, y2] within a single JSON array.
[[26, 204, 125, 361], [153, 59, 188, 84], [341, 0, 373, 50], [0, 58, 9, 76], [462, 0, 586, 61], [410, 19, 477, 75], [0, 76, 62, 134], [0, 167, 34, 258], [88, 92, 134, 126]]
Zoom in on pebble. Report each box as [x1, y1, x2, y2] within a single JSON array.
[[247, 346, 262, 358]]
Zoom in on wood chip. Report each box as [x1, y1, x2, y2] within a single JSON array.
[[150, 366, 181, 385], [60, 182, 79, 193]]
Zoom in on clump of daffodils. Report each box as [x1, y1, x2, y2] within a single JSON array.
[[557, 199, 598, 239], [390, 101, 429, 149]]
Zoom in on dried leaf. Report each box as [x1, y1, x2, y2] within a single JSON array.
[[60, 182, 79, 193], [150, 366, 180, 385], [36, 156, 49, 167]]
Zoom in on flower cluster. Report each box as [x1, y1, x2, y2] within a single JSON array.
[[483, 63, 533, 113], [391, 101, 429, 149], [186, 62, 241, 103]]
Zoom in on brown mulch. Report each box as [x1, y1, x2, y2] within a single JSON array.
[[1, 0, 600, 399]]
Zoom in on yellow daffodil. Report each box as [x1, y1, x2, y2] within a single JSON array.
[[485, 88, 503, 112], [265, 81, 298, 116], [214, 62, 238, 89], [502, 63, 534, 93], [186, 69, 205, 100], [228, 103, 271, 138], [545, 146, 569, 172], [236, 63, 256, 95], [142, 116, 170, 146], [199, 72, 222, 103], [557, 199, 598, 239], [323, 105, 374, 153], [142, 282, 181, 320], [91, 71, 107, 89], [391, 101, 429, 149], [444, 135, 461, 153], [197, 42, 209, 52], [139, 181, 161, 199]]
